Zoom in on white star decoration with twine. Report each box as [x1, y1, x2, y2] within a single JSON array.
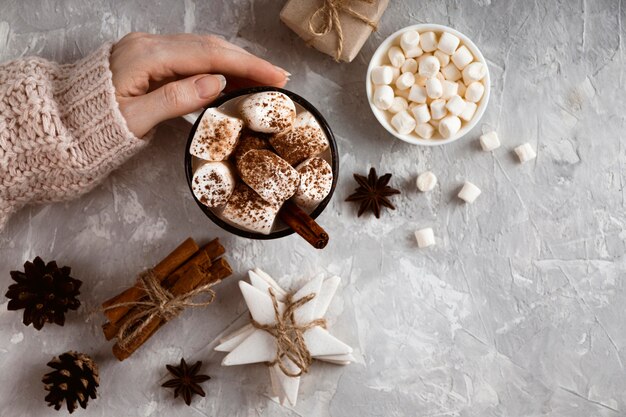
[[215, 268, 354, 406]]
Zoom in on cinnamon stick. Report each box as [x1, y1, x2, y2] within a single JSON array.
[[279, 200, 329, 249], [112, 258, 233, 361], [102, 238, 199, 323]]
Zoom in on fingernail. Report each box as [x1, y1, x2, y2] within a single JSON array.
[[195, 74, 226, 99], [274, 65, 292, 77], [214, 74, 227, 90]]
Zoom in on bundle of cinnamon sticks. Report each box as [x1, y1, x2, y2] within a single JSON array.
[[101, 237, 232, 361]]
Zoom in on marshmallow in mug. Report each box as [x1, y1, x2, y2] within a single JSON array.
[[269, 111, 329, 166], [192, 161, 236, 207], [292, 157, 333, 210], [237, 150, 300, 206], [239, 91, 296, 134], [189, 108, 243, 161], [222, 183, 281, 235]]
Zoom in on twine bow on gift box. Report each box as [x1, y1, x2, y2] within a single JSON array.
[[103, 269, 218, 349], [251, 288, 327, 377], [308, 0, 378, 61]]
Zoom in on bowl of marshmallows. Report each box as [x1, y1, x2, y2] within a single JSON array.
[[366, 24, 490, 145]]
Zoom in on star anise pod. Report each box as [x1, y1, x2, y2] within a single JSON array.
[[346, 167, 401, 218], [162, 358, 211, 406]]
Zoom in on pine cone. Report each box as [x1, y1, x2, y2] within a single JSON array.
[[5, 257, 81, 330], [42, 351, 99, 413]]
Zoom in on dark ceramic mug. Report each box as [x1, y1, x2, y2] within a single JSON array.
[[184, 86, 339, 240]]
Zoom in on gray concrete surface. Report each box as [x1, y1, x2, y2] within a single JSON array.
[[1, 0, 626, 416]]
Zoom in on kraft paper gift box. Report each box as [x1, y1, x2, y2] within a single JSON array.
[[280, 0, 390, 62]]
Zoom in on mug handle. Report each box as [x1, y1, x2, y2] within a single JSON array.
[[182, 110, 203, 125]]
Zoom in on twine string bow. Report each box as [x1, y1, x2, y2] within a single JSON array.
[[103, 269, 218, 349], [308, 0, 378, 60], [251, 288, 326, 377]]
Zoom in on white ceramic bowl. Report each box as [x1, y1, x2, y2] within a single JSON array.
[[366, 24, 490, 146]]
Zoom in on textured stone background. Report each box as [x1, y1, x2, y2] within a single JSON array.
[[1, 0, 626, 416]]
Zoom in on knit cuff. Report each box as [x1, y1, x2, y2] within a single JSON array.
[[0, 198, 12, 231], [55, 42, 151, 176]]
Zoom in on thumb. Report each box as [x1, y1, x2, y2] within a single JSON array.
[[124, 74, 226, 137]]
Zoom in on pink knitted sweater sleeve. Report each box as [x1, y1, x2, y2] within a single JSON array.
[[0, 42, 149, 230]]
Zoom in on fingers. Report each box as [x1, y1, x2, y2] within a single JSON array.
[[222, 75, 287, 93], [163, 33, 254, 56], [120, 74, 226, 138], [136, 34, 289, 86]]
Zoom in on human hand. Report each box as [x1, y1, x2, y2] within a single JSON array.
[[110, 32, 290, 138]]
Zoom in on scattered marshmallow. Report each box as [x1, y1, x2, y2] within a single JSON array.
[[388, 46, 406, 67], [465, 82, 485, 103], [425, 78, 443, 99], [451, 45, 474, 70], [514, 143, 536, 163], [192, 161, 236, 207], [441, 80, 459, 100], [401, 58, 418, 74], [416, 171, 437, 192], [445, 95, 466, 116], [408, 84, 428, 103], [415, 123, 435, 139], [240, 92, 296, 133], [371, 66, 395, 85], [439, 115, 461, 138], [388, 96, 409, 113], [390, 110, 416, 135], [479, 131, 501, 151], [418, 55, 441, 78], [462, 62, 487, 85], [459, 101, 477, 122], [373, 85, 395, 110], [395, 71, 416, 90], [438, 32, 461, 55], [441, 63, 462, 82], [190, 108, 243, 161], [400, 30, 421, 54], [430, 99, 447, 120], [414, 227, 435, 248], [458, 181, 481, 203], [420, 31, 438, 52], [434, 50, 451, 67], [411, 103, 431, 124]]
